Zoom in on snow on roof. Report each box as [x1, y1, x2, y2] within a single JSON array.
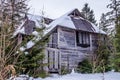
[[17, 9, 106, 50], [62, 8, 78, 16], [91, 23, 106, 34], [44, 8, 106, 35], [14, 8, 106, 38], [44, 15, 75, 35], [13, 14, 47, 37], [13, 20, 26, 37], [55, 16, 75, 29], [27, 14, 42, 28]]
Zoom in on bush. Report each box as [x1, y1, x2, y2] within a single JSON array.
[[112, 53, 120, 72], [61, 66, 69, 75], [34, 70, 48, 78], [76, 59, 92, 73]]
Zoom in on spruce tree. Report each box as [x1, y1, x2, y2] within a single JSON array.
[[0, 0, 28, 79], [92, 37, 111, 73], [107, 0, 120, 31], [107, 0, 120, 56], [81, 3, 97, 25], [16, 15, 48, 77], [99, 13, 109, 33], [2, 0, 28, 27], [106, 0, 120, 71], [115, 16, 120, 52]]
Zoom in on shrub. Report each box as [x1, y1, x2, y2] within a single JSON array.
[[76, 59, 92, 73]]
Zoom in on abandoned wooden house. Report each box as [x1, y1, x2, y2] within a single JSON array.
[[14, 9, 106, 73]]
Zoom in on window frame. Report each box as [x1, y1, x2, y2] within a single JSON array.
[[76, 31, 90, 48]]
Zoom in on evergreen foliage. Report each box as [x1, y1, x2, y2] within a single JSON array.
[[112, 52, 120, 71], [1, 0, 29, 27], [77, 59, 92, 73], [106, 0, 120, 71], [115, 16, 120, 52], [92, 38, 111, 73], [77, 36, 111, 73], [81, 3, 97, 25], [16, 16, 49, 77], [61, 66, 69, 75], [99, 13, 109, 33], [17, 42, 47, 77], [106, 0, 120, 36], [0, 0, 28, 79]]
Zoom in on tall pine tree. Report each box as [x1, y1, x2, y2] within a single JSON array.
[[107, 0, 120, 52], [99, 13, 109, 33], [81, 3, 97, 25], [106, 0, 120, 71]]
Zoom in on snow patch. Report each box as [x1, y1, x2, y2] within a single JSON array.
[[13, 19, 27, 37], [26, 41, 35, 49], [71, 68, 75, 74], [91, 23, 106, 34], [32, 31, 39, 36], [27, 14, 42, 27], [24, 52, 29, 55], [20, 47, 25, 51], [9, 72, 120, 80]]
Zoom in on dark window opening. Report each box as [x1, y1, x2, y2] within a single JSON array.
[[76, 31, 90, 48], [53, 51, 55, 69], [70, 12, 79, 17]]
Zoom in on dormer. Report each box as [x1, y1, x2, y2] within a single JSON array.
[[68, 9, 84, 18]]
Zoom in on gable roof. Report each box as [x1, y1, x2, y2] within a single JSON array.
[[68, 9, 84, 18], [14, 9, 106, 37], [47, 8, 106, 34], [13, 14, 53, 37], [15, 8, 106, 50]]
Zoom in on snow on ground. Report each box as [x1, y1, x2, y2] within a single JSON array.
[[9, 71, 120, 80], [34, 72, 120, 80]]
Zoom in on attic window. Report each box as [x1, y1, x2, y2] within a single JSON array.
[[70, 12, 79, 17]]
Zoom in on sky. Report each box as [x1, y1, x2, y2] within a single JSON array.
[[28, 0, 111, 22]]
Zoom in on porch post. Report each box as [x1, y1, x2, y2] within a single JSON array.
[[90, 34, 93, 51]]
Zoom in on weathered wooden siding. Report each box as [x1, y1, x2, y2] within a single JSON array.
[[45, 48, 60, 73], [58, 27, 76, 48], [47, 32, 58, 48], [60, 49, 86, 70], [45, 27, 102, 73], [45, 47, 90, 73]]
